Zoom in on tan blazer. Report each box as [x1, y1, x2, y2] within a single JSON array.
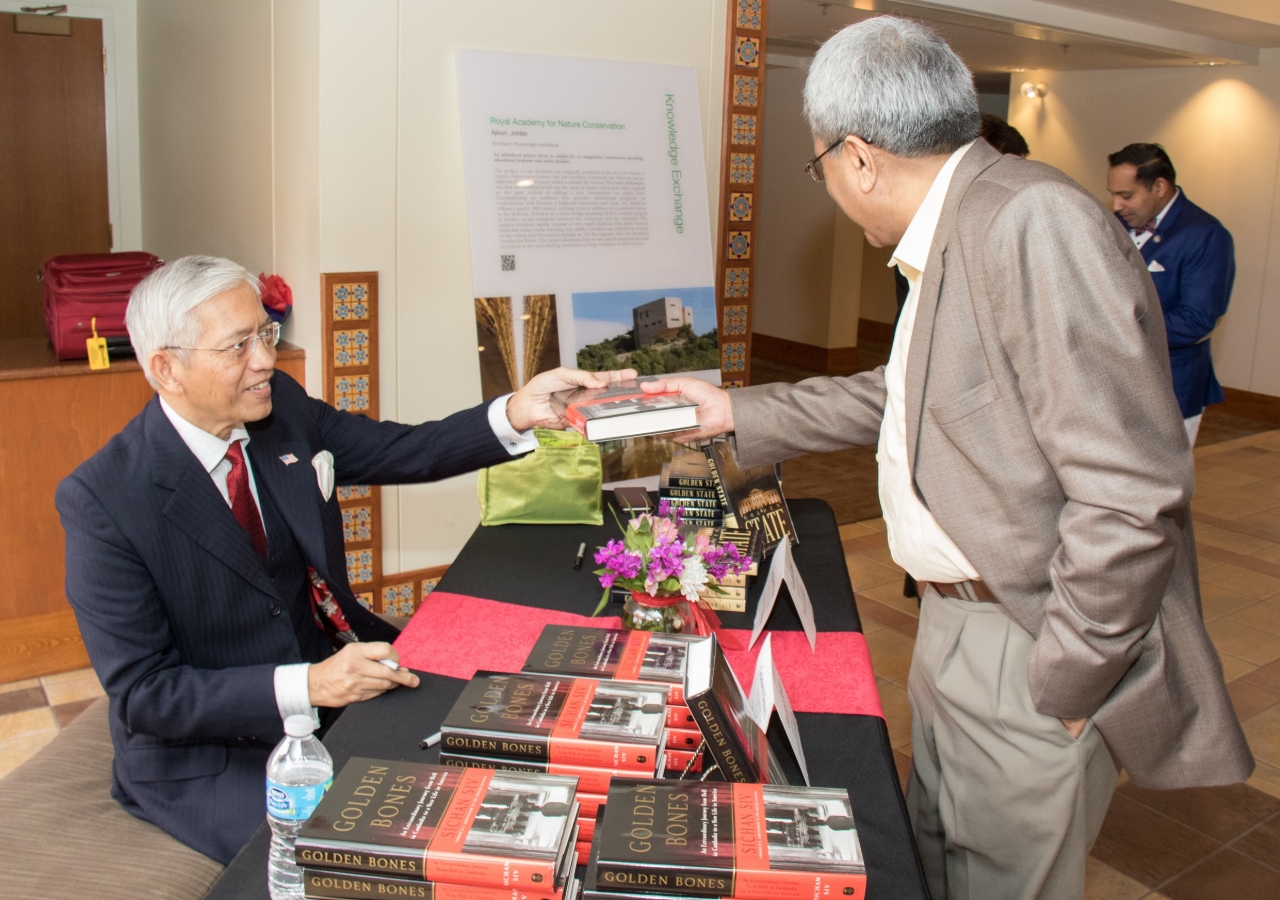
[[732, 139, 1252, 789]]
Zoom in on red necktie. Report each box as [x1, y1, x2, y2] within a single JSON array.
[[224, 441, 268, 561]]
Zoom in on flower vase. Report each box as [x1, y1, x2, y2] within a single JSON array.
[[623, 591, 695, 634]]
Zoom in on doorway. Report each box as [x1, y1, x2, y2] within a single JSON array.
[[0, 13, 111, 339]]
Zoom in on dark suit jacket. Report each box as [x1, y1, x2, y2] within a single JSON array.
[[1119, 192, 1235, 418], [55, 372, 514, 863]]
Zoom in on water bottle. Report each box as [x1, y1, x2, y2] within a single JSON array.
[[266, 714, 333, 900]]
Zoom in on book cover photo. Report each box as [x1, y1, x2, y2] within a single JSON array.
[[521, 624, 705, 704], [296, 758, 579, 887], [593, 780, 866, 900], [442, 672, 668, 771], [704, 441, 796, 552]]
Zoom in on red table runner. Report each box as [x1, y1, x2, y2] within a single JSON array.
[[394, 591, 883, 718]]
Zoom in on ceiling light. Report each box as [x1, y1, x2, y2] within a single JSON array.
[[1021, 81, 1046, 100], [1198, 61, 1221, 66], [1009, 67, 1028, 73]]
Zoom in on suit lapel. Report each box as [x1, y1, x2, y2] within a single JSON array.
[[904, 140, 1002, 470], [247, 429, 330, 580], [146, 400, 278, 597]]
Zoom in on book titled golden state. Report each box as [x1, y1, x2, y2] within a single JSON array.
[[441, 672, 667, 771], [294, 758, 579, 888], [593, 780, 866, 900], [521, 624, 706, 705]]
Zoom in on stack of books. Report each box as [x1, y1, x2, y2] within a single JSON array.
[[582, 779, 867, 900], [659, 447, 728, 529], [520, 625, 711, 781], [440, 671, 671, 865], [294, 757, 582, 900]]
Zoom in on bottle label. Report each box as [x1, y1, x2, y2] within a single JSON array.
[[266, 777, 333, 821]]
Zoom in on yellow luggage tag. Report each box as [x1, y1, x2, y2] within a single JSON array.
[[86, 317, 110, 370]]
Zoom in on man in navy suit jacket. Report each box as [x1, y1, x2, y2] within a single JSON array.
[[1107, 143, 1235, 446], [56, 256, 625, 864]]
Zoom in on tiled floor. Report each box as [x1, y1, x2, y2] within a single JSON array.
[[0, 668, 103, 778], [845, 427, 1280, 900]]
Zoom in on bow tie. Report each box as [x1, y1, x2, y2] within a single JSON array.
[[1134, 220, 1156, 237]]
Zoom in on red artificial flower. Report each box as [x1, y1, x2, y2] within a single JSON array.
[[259, 273, 293, 323]]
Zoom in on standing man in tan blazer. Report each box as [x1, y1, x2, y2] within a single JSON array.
[[648, 17, 1252, 900]]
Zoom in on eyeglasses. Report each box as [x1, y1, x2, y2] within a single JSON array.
[[169, 321, 281, 361], [805, 136, 848, 183]]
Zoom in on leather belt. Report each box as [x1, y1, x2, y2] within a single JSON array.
[[920, 580, 998, 603]]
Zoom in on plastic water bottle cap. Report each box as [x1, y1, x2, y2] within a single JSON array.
[[284, 714, 316, 738]]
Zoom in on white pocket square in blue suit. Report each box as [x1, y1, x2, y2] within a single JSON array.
[[1148, 259, 1165, 273], [312, 451, 335, 501]]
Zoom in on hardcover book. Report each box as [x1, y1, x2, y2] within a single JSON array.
[[684, 635, 775, 784], [521, 625, 704, 705], [593, 780, 866, 900], [441, 754, 648, 796], [442, 673, 667, 771], [704, 441, 796, 553], [552, 381, 698, 442], [664, 447, 719, 489], [295, 758, 579, 888], [302, 868, 567, 900]]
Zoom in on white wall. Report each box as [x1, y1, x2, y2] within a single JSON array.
[[140, 0, 729, 571], [1009, 54, 1280, 397]]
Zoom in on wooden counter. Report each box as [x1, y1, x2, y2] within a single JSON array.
[[0, 337, 306, 682]]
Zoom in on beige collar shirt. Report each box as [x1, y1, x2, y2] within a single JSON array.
[[879, 141, 980, 583]]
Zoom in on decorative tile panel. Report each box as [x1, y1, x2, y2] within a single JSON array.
[[354, 591, 375, 612], [723, 379, 746, 389], [335, 375, 370, 412], [729, 192, 752, 222], [731, 114, 757, 146], [332, 283, 369, 320], [725, 267, 750, 298], [333, 329, 370, 367], [381, 582, 416, 617], [732, 76, 758, 107], [735, 36, 760, 69], [736, 0, 762, 30], [341, 506, 373, 543], [728, 231, 752, 260], [729, 153, 755, 184], [724, 305, 748, 336], [336, 484, 372, 502], [722, 342, 747, 373], [421, 578, 441, 598], [346, 549, 374, 584]]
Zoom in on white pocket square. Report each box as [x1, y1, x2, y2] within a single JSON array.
[[312, 451, 335, 502], [1148, 259, 1165, 273]]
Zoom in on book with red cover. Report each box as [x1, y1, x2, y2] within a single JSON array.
[[302, 868, 568, 900], [521, 625, 704, 705], [442, 672, 667, 771], [441, 753, 649, 795], [551, 381, 698, 442], [593, 780, 866, 900], [294, 758, 579, 888]]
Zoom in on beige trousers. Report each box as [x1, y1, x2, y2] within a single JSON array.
[[906, 589, 1119, 900]]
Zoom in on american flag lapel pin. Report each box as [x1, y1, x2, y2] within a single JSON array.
[[280, 453, 299, 465]]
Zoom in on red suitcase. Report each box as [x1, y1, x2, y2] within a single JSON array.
[[40, 252, 164, 360]]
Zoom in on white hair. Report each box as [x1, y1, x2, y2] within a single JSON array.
[[803, 16, 980, 158], [126, 255, 261, 387]]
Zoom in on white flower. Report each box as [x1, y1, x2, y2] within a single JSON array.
[[678, 554, 709, 602]]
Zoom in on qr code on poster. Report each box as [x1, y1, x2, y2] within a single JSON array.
[[501, 255, 515, 271]]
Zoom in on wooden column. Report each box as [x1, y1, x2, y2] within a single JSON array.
[[716, 0, 768, 388]]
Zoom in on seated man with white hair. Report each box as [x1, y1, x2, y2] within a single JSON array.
[[55, 256, 626, 865], [646, 16, 1250, 900]]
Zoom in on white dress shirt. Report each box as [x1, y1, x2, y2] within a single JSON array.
[[1128, 189, 1179, 250], [159, 393, 537, 722], [879, 141, 981, 583]]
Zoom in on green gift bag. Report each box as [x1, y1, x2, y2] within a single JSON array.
[[477, 427, 603, 526]]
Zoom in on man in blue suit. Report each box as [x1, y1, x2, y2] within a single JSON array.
[[1107, 143, 1235, 445], [56, 256, 623, 864]]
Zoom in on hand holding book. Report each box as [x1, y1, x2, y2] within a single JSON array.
[[640, 376, 735, 441], [506, 366, 639, 432]]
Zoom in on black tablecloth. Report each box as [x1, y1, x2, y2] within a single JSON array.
[[206, 499, 929, 900]]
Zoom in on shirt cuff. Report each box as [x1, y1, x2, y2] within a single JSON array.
[[488, 394, 540, 456], [274, 663, 318, 727]]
